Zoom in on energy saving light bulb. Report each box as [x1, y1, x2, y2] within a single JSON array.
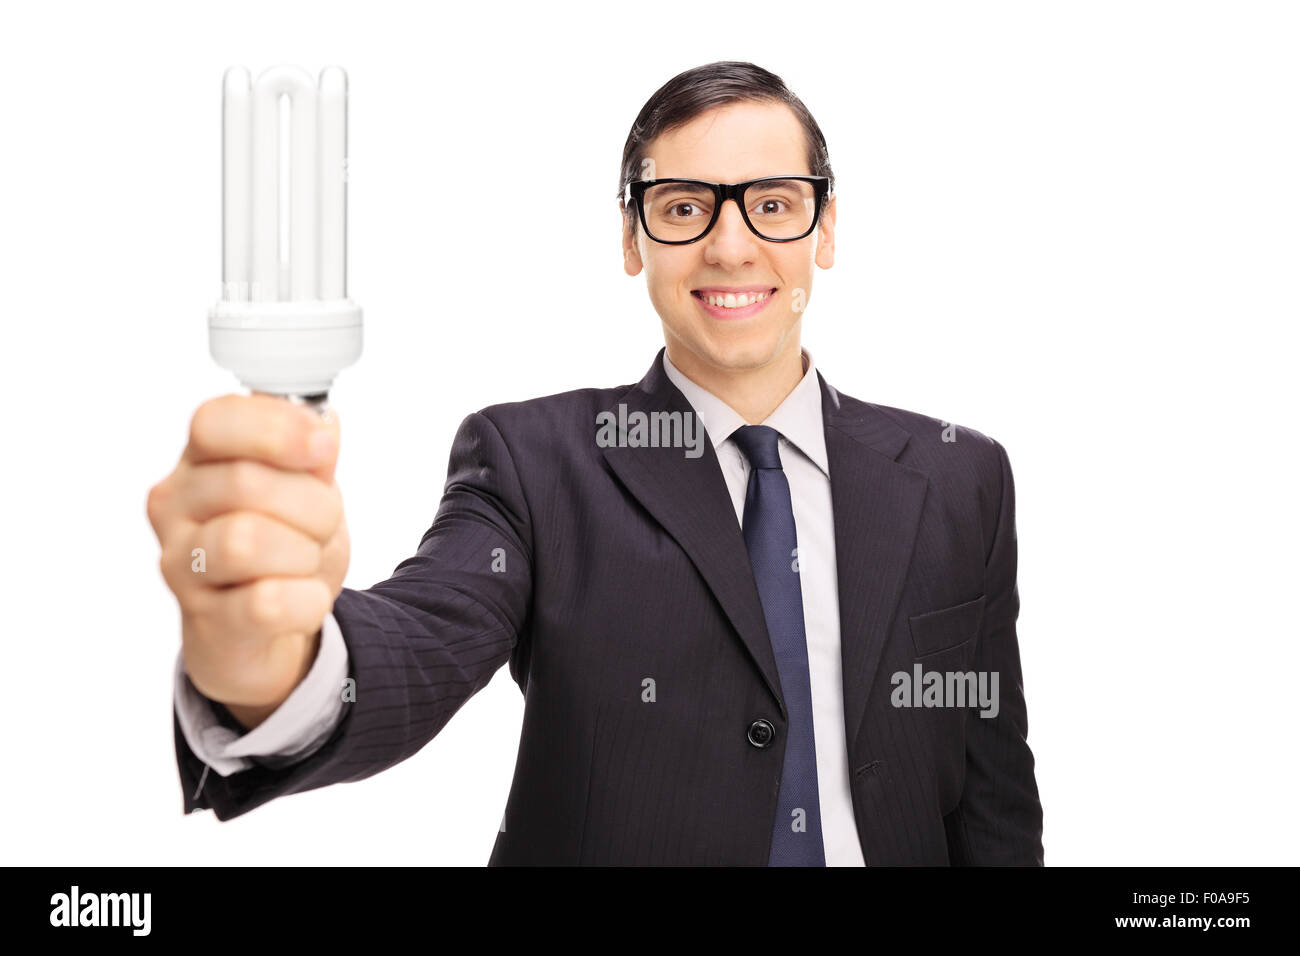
[[208, 65, 362, 413]]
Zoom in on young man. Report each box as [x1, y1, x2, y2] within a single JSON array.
[[148, 61, 1043, 866]]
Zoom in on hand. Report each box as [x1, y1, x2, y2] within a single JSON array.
[[148, 394, 350, 728]]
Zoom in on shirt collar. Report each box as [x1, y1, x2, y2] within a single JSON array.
[[661, 346, 830, 477]]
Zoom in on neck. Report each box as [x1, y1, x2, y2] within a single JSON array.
[[665, 334, 806, 424]]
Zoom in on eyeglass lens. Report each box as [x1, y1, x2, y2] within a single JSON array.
[[641, 179, 818, 242]]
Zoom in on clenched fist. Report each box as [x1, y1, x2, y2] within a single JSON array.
[[147, 394, 350, 730]]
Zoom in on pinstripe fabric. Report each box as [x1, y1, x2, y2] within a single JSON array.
[[173, 347, 1044, 865]]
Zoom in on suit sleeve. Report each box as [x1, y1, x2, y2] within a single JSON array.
[[174, 410, 533, 820], [944, 439, 1045, 864]]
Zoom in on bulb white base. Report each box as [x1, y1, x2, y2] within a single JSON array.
[[209, 298, 363, 396]]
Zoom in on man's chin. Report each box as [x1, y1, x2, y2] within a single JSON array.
[[679, 328, 788, 374]]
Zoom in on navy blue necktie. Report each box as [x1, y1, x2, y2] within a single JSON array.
[[730, 425, 826, 866]]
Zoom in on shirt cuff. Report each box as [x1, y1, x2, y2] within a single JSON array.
[[173, 612, 350, 777]]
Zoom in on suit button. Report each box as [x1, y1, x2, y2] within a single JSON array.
[[747, 719, 775, 749]]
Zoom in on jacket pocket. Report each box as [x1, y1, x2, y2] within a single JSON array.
[[908, 594, 985, 658]]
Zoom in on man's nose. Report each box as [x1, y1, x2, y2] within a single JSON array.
[[705, 199, 759, 252]]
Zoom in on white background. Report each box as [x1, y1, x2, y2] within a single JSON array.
[[1, 0, 1295, 866]]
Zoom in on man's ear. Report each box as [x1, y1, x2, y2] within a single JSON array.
[[814, 193, 836, 270], [620, 201, 643, 276]]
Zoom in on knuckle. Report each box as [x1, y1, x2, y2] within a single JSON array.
[[247, 579, 283, 629], [227, 459, 264, 504], [219, 513, 260, 568], [146, 481, 168, 530]]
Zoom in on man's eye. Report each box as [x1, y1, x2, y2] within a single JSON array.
[[753, 198, 790, 216], [667, 202, 706, 218]]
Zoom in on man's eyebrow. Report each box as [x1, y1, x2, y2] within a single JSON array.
[[650, 180, 714, 193], [753, 178, 805, 189]]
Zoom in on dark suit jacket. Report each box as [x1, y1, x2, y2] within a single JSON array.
[[174, 348, 1044, 865]]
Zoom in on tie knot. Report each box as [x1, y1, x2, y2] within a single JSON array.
[[730, 424, 783, 470]]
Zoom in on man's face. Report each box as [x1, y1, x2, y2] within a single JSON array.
[[622, 100, 836, 376]]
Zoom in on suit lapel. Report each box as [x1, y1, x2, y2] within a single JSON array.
[[600, 350, 930, 747], [600, 350, 787, 716], [819, 372, 929, 757]]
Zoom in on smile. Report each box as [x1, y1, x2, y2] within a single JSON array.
[[691, 288, 776, 309]]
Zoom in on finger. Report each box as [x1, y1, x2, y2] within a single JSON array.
[[158, 517, 203, 599], [192, 511, 324, 587], [146, 475, 179, 542], [175, 460, 342, 544], [184, 393, 340, 480], [212, 576, 335, 644]]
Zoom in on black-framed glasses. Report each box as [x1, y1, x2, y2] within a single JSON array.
[[624, 175, 830, 244]]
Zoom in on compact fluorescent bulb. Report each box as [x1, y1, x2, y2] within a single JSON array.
[[209, 65, 363, 410]]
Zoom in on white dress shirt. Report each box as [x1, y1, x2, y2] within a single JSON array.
[[661, 348, 864, 867], [174, 347, 867, 865]]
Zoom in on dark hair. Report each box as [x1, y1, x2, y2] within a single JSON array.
[[618, 61, 834, 233]]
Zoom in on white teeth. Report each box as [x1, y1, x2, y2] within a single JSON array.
[[701, 291, 770, 308]]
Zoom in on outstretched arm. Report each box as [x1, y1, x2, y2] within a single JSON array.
[[176, 410, 534, 820]]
